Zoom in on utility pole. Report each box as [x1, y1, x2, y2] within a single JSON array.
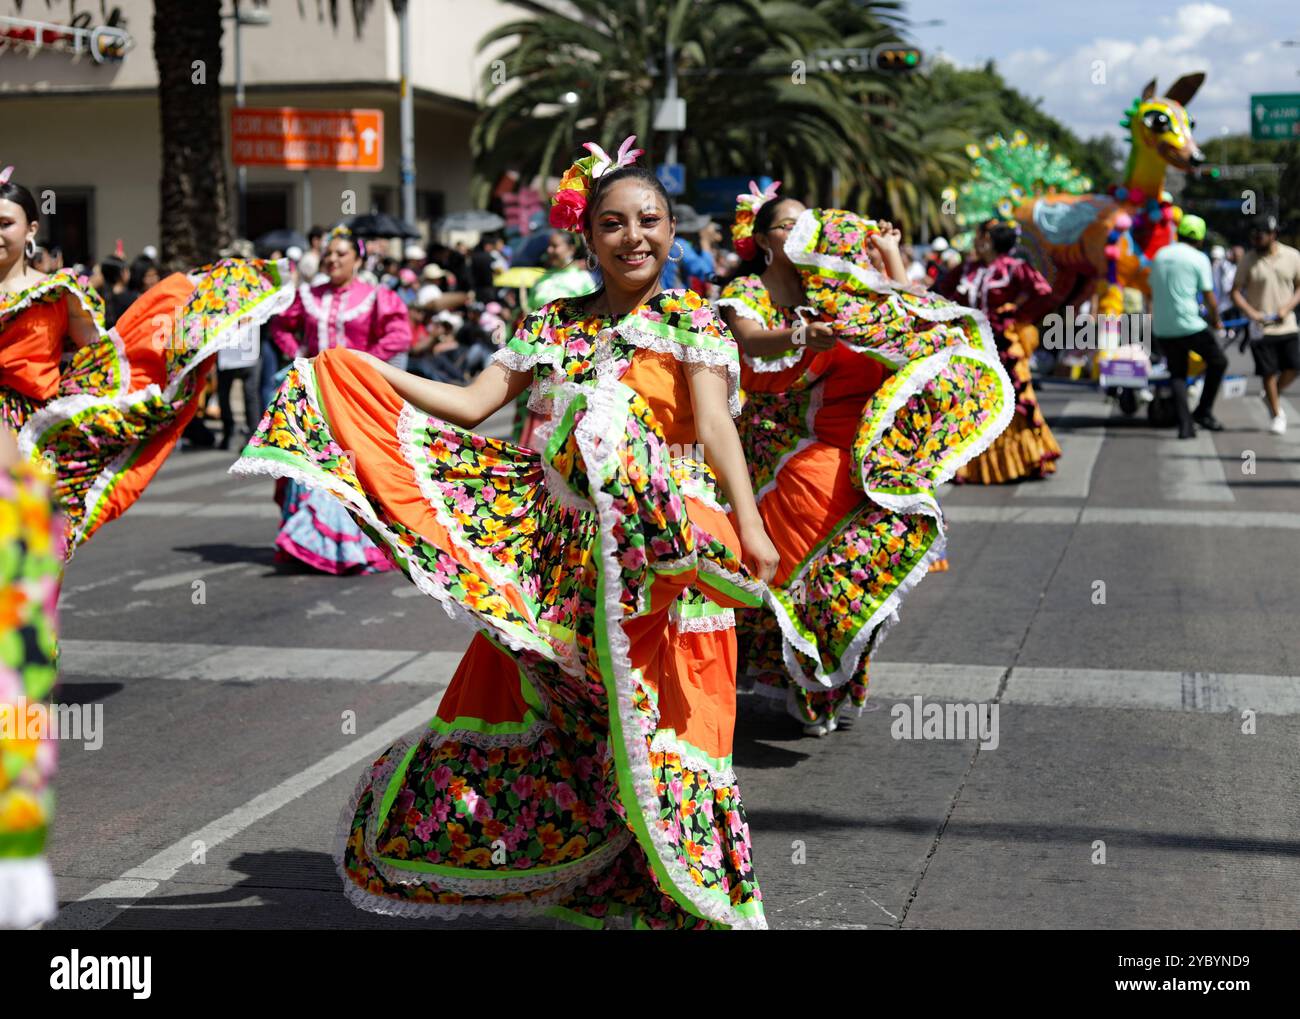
[[397, 0, 416, 228], [225, 0, 270, 240]]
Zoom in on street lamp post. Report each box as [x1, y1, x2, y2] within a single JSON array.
[[225, 0, 271, 241]]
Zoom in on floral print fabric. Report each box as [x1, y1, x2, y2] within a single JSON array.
[[736, 210, 1012, 703], [2, 263, 293, 553], [235, 289, 767, 929], [0, 463, 63, 926]]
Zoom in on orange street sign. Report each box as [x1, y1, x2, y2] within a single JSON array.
[[231, 107, 384, 172]]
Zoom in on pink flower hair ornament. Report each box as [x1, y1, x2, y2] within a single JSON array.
[[549, 135, 645, 231], [0, 166, 14, 186], [731, 179, 782, 261]]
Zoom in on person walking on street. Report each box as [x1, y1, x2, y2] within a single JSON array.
[[1149, 214, 1226, 439], [1230, 215, 1300, 435]]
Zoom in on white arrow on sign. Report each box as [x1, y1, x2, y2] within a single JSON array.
[[1254, 104, 1265, 121], [360, 127, 378, 156]]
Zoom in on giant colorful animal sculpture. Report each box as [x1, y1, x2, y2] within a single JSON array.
[[948, 73, 1206, 317]]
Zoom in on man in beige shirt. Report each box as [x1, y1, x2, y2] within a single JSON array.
[[1232, 215, 1300, 434]]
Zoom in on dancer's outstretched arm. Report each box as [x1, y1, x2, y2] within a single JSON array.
[[354, 353, 531, 430], [688, 364, 779, 583], [721, 308, 836, 357]]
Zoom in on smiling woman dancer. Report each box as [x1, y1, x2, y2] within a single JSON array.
[[235, 137, 779, 929]]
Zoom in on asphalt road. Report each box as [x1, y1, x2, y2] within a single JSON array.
[[43, 354, 1300, 930]]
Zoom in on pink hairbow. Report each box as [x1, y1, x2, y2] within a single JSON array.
[[584, 136, 644, 180], [0, 166, 13, 186], [736, 179, 781, 212]]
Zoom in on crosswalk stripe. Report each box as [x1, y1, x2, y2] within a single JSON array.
[[859, 662, 1300, 715], [1157, 428, 1234, 502], [944, 505, 1300, 528], [56, 639, 1300, 715], [1003, 667, 1300, 715], [1017, 399, 1111, 501], [59, 639, 460, 685]]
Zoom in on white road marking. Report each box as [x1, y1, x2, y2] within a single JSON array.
[[132, 562, 258, 591], [944, 505, 1300, 529], [61, 639, 1299, 714], [1157, 429, 1234, 502], [867, 663, 1005, 702], [140, 460, 242, 496], [125, 500, 281, 519], [46, 693, 445, 930], [59, 639, 464, 686], [1003, 667, 1300, 715], [1017, 399, 1110, 501]]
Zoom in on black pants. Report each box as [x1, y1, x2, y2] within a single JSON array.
[[1157, 329, 1227, 432], [217, 363, 261, 440]]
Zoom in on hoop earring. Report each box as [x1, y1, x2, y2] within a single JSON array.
[[669, 241, 684, 263], [24, 238, 37, 259], [763, 246, 773, 267], [587, 252, 598, 271]]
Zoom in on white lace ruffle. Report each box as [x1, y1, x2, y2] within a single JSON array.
[[0, 857, 57, 929], [613, 321, 743, 418], [0, 273, 104, 333], [671, 607, 735, 633], [573, 376, 766, 930], [713, 296, 768, 326]]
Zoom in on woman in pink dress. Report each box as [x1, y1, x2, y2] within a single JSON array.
[[937, 219, 1060, 483], [265, 227, 411, 573]]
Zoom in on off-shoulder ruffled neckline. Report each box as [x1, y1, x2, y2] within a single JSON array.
[[555, 287, 704, 324], [0, 269, 94, 309]]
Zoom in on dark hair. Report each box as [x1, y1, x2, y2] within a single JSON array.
[[326, 227, 363, 259], [308, 226, 324, 243], [101, 255, 127, 285], [980, 219, 1018, 255], [128, 255, 157, 292], [0, 181, 41, 261], [733, 196, 805, 279], [583, 166, 674, 232]]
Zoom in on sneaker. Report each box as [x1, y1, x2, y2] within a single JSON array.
[[1192, 411, 1224, 431], [1269, 412, 1287, 435], [802, 716, 837, 738]]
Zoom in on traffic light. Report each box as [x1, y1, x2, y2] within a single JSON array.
[[871, 45, 923, 71]]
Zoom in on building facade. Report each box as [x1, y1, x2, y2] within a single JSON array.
[[0, 0, 527, 265]]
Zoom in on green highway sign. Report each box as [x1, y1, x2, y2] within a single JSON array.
[[1251, 93, 1300, 140]]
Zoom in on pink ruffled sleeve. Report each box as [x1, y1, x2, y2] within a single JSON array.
[[270, 290, 305, 358], [371, 286, 414, 361]]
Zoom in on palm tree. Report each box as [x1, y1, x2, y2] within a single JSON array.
[[154, 0, 230, 270], [471, 0, 917, 208]]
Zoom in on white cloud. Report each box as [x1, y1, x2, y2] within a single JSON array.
[[998, 2, 1295, 143]]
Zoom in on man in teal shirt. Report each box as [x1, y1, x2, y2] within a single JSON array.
[[1149, 214, 1226, 438]]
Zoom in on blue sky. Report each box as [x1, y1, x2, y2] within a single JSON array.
[[905, 1, 1300, 141]]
